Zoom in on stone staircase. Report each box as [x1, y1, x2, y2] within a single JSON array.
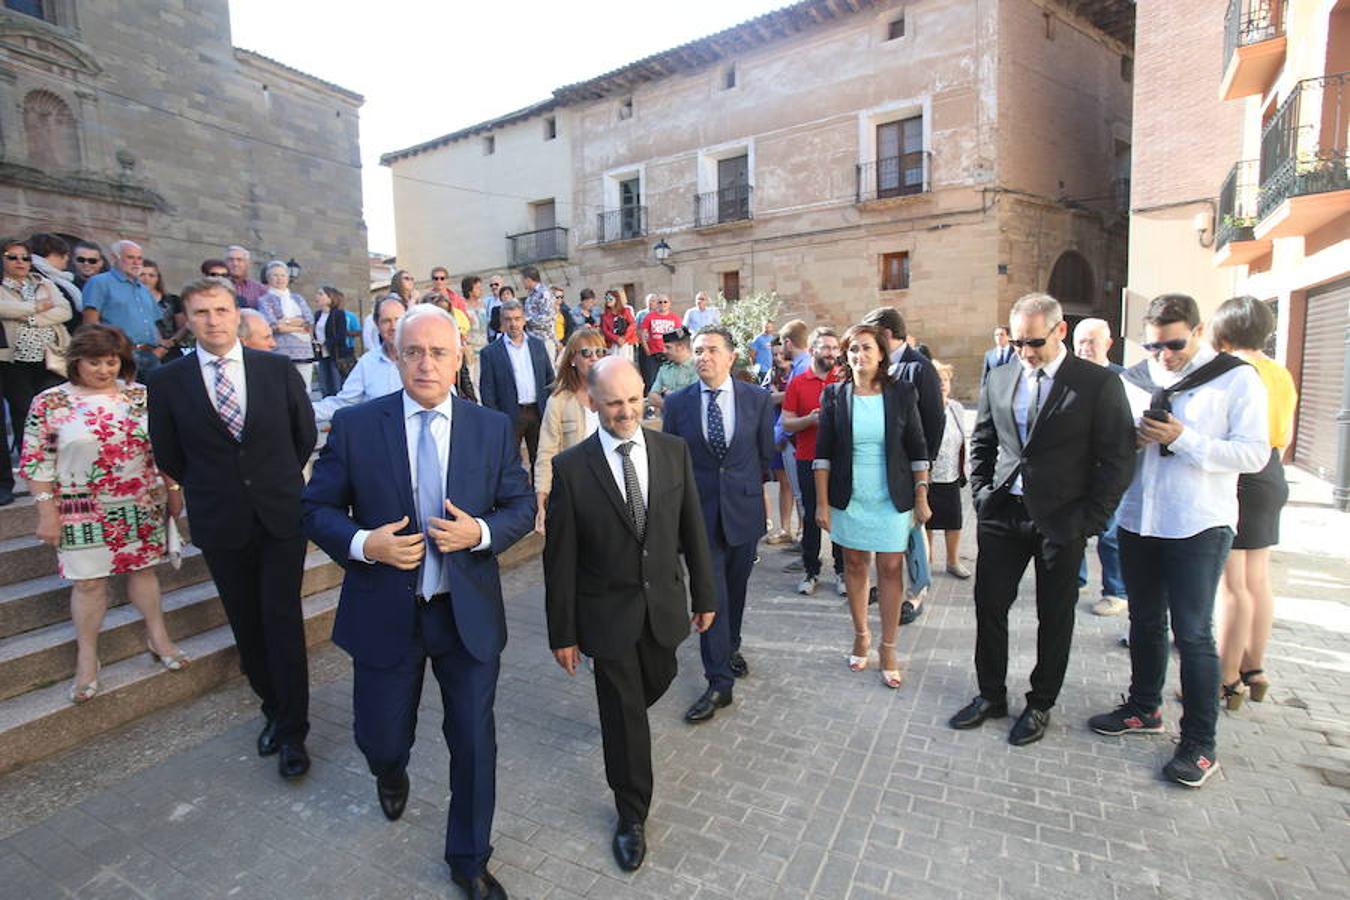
[[0, 491, 542, 775]]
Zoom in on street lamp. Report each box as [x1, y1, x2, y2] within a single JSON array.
[[286, 258, 302, 282], [653, 239, 674, 273]]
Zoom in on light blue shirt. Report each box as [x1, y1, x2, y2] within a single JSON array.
[[700, 377, 736, 446], [83, 269, 160, 345], [312, 345, 402, 422], [502, 334, 538, 404], [749, 333, 774, 372], [1010, 344, 1066, 495], [683, 305, 721, 332]]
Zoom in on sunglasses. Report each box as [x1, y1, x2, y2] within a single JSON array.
[[432, 275, 447, 281], [574, 347, 602, 359], [1142, 338, 1190, 352], [207, 270, 228, 277], [75, 256, 100, 264], [4, 254, 32, 262], [490, 283, 501, 288], [1009, 333, 1054, 349]]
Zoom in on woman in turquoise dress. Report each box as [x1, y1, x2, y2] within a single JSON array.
[[814, 324, 931, 689]]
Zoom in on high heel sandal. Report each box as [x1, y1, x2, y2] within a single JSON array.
[[848, 631, 870, 672], [147, 640, 191, 672], [1221, 678, 1248, 711], [879, 641, 903, 690], [1241, 668, 1269, 703], [69, 662, 101, 704]]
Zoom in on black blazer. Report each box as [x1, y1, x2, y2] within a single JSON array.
[[146, 347, 317, 550], [478, 335, 555, 429], [890, 344, 944, 461], [815, 380, 929, 513], [543, 430, 716, 660], [970, 352, 1135, 545]]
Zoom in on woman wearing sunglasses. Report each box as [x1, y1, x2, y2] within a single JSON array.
[[533, 327, 606, 534]]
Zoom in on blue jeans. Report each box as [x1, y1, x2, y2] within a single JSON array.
[[1078, 511, 1127, 598], [906, 519, 930, 597], [1119, 526, 1233, 750], [317, 358, 342, 396]]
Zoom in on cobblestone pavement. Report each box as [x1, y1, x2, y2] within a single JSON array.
[[1, 475, 1347, 899]]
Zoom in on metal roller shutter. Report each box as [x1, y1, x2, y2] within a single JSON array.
[[1295, 278, 1350, 480]]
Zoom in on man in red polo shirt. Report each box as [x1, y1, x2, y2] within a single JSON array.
[[781, 326, 844, 596], [639, 294, 681, 391]]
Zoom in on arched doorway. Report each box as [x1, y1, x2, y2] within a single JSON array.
[[1047, 250, 1094, 313]]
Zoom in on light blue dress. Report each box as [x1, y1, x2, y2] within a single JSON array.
[[830, 394, 913, 553]]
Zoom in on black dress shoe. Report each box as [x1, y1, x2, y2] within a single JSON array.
[[612, 820, 646, 872], [1009, 707, 1051, 746], [277, 742, 310, 779], [451, 869, 507, 900], [257, 718, 279, 757], [948, 696, 1009, 730], [377, 771, 409, 821], [729, 652, 748, 678], [684, 688, 732, 723], [900, 598, 924, 625]]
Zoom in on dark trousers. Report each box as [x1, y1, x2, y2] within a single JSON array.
[[352, 597, 499, 880], [973, 497, 1085, 710], [1120, 526, 1232, 750], [592, 619, 678, 825], [2, 360, 60, 461], [638, 347, 660, 394], [796, 460, 844, 578], [317, 358, 342, 397], [199, 529, 310, 743], [700, 526, 757, 693], [516, 403, 542, 473]]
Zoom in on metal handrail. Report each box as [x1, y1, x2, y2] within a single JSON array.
[[506, 226, 568, 266], [855, 151, 932, 203], [1223, 0, 1286, 73], [694, 185, 753, 227], [596, 206, 648, 243]]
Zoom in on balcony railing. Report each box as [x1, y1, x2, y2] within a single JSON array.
[[507, 226, 568, 267], [1216, 160, 1261, 249], [1257, 73, 1350, 221], [1224, 0, 1286, 71], [694, 184, 753, 228], [596, 206, 647, 244], [856, 151, 931, 203]]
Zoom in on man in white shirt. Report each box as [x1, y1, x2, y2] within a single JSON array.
[[313, 297, 406, 423], [682, 291, 721, 332], [1089, 293, 1268, 789]]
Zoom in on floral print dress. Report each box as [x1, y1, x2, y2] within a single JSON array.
[[20, 382, 166, 580]]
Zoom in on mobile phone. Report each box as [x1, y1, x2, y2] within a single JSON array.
[[1142, 409, 1169, 422]]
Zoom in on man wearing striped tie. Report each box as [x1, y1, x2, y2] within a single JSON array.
[[146, 277, 318, 780]]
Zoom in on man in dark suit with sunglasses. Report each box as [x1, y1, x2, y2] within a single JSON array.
[[949, 293, 1134, 746]]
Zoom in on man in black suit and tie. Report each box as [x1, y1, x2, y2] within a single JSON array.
[[479, 299, 554, 474], [662, 326, 775, 723], [146, 277, 317, 778], [982, 325, 1015, 386], [950, 293, 1134, 746], [544, 357, 716, 873]]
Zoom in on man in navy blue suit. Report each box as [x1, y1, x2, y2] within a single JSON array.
[[303, 305, 534, 900], [982, 325, 1015, 386], [663, 325, 775, 723], [478, 299, 555, 476]]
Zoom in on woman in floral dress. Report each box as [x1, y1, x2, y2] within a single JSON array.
[[22, 324, 190, 703]]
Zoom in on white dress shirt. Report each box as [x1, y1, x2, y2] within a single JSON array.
[[312, 346, 403, 422], [597, 425, 650, 511], [1009, 343, 1066, 495], [348, 392, 492, 563], [362, 314, 379, 354], [699, 377, 736, 445], [503, 334, 538, 404], [1117, 345, 1270, 539], [196, 340, 247, 420], [683, 305, 721, 331]]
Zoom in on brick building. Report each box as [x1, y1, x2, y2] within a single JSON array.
[[0, 1, 368, 299], [383, 0, 1135, 388]]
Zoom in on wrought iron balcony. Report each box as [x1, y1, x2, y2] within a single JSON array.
[[856, 151, 931, 203], [1221, 0, 1287, 101], [1217, 160, 1261, 249], [1256, 73, 1350, 237], [506, 226, 568, 266], [596, 206, 647, 244], [694, 185, 753, 228]]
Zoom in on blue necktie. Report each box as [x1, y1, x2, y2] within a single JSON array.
[[416, 410, 443, 597], [706, 388, 727, 459]]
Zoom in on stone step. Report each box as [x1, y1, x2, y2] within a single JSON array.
[[0, 495, 37, 542], [0, 551, 343, 702], [0, 587, 341, 777], [0, 546, 214, 641], [0, 534, 57, 587]]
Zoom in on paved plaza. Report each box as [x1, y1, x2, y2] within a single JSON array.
[[1, 473, 1347, 899]]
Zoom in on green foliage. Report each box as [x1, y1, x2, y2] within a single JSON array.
[[717, 290, 781, 372]]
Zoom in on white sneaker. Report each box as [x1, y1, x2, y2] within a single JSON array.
[[835, 578, 848, 597], [797, 575, 818, 595], [1092, 595, 1128, 616]]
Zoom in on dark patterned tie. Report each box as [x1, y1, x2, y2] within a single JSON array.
[[706, 388, 727, 459], [1026, 369, 1045, 439], [617, 441, 645, 541], [211, 358, 244, 441]]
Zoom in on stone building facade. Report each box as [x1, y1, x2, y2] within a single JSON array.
[[384, 0, 1134, 387], [0, 1, 368, 300]]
